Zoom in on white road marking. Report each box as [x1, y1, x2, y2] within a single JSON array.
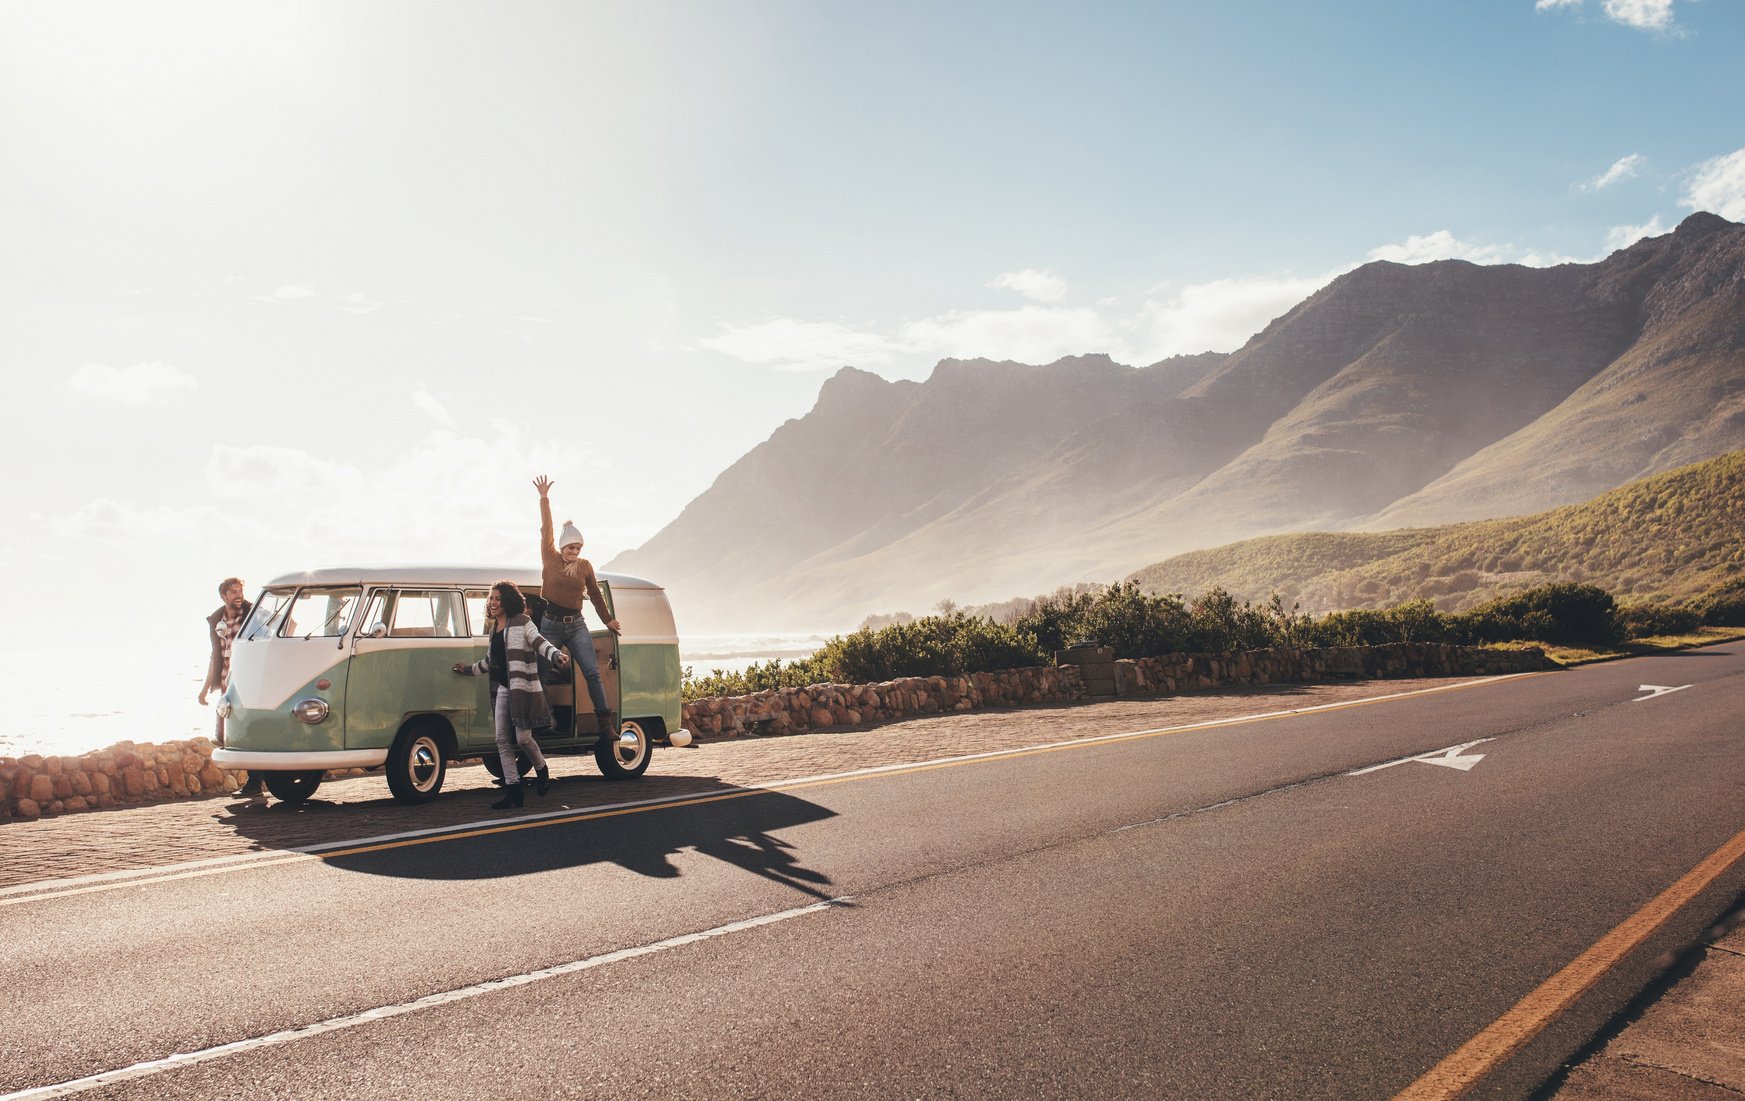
[[0, 897, 851, 1101], [1348, 738, 1494, 776], [3, 671, 1546, 907], [1633, 683, 1691, 702]]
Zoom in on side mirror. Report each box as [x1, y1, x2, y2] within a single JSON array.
[[367, 623, 388, 639]]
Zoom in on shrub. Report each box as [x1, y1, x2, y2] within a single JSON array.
[[1453, 583, 1623, 647], [814, 613, 1045, 684], [1692, 578, 1745, 626], [1617, 602, 1702, 639], [682, 655, 832, 702], [1307, 599, 1452, 646]]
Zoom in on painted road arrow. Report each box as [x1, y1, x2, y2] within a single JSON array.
[[1348, 738, 1494, 776], [1634, 684, 1692, 702]]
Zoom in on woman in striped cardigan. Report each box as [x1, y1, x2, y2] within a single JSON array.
[[453, 581, 570, 810]]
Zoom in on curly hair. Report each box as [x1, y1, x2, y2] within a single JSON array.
[[491, 581, 527, 617]]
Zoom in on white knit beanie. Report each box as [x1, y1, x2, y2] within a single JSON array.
[[558, 520, 584, 549]]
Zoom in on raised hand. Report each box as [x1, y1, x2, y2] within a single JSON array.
[[533, 475, 553, 497]]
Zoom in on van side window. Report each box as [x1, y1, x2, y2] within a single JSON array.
[[464, 590, 493, 637], [389, 590, 466, 638]]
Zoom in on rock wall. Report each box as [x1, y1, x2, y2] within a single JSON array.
[[2, 642, 1550, 822], [0, 739, 247, 822], [680, 641, 1551, 738]]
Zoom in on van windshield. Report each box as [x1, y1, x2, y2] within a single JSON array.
[[279, 586, 363, 639], [242, 588, 295, 642]]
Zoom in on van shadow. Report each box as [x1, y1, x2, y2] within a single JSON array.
[[219, 777, 840, 899]]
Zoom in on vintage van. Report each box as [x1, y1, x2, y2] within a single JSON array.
[[210, 566, 688, 805]]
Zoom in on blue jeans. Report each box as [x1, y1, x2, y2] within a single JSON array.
[[540, 614, 609, 713]]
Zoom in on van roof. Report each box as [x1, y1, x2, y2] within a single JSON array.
[[262, 566, 663, 590]]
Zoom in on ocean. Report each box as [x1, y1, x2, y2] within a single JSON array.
[[0, 632, 834, 760]]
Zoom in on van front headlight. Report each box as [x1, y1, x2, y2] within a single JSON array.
[[216, 697, 233, 719], [292, 698, 331, 724]]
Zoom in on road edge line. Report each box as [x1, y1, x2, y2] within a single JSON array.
[[1391, 822, 1745, 1100]]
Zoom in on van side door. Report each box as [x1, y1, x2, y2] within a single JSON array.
[[347, 588, 480, 753]]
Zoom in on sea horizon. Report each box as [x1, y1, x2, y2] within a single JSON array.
[[0, 631, 835, 760]]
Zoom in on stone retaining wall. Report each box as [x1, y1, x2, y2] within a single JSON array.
[[0, 738, 247, 822], [680, 641, 1551, 738], [2, 642, 1550, 822]]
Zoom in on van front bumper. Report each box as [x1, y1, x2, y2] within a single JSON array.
[[212, 748, 389, 772]]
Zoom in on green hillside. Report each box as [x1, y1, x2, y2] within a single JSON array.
[[1128, 449, 1745, 613]]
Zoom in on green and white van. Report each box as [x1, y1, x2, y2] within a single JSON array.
[[210, 566, 688, 805]]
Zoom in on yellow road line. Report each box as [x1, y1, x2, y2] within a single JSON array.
[[1393, 821, 1745, 1100]]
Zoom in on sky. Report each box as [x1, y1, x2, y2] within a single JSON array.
[[2, 0, 1743, 649]]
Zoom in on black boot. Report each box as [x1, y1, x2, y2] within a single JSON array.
[[534, 766, 550, 797], [491, 781, 525, 810]]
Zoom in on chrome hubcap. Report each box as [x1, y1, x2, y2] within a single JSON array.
[[611, 721, 648, 769], [409, 737, 441, 792]]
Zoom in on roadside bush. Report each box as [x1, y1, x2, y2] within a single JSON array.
[[814, 613, 1045, 683], [1691, 578, 1745, 626], [1015, 582, 1195, 658], [1617, 602, 1702, 639], [1453, 583, 1623, 647], [682, 655, 831, 702], [1307, 599, 1453, 646]]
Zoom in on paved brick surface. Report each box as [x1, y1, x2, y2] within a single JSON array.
[[0, 676, 1477, 891]]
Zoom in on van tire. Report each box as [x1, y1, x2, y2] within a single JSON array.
[[480, 750, 532, 782], [263, 770, 324, 805], [594, 719, 652, 780], [387, 722, 450, 803]]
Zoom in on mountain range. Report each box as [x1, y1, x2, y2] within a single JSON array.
[[612, 212, 1745, 631]]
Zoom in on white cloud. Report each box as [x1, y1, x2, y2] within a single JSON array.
[[340, 292, 384, 315], [698, 223, 1611, 375], [697, 318, 904, 372], [1127, 274, 1337, 360], [1366, 230, 1514, 265], [988, 269, 1069, 303], [901, 306, 1113, 363], [206, 445, 359, 499], [195, 425, 595, 565], [1602, 0, 1675, 31], [412, 389, 456, 427], [1604, 215, 1668, 250], [1536, 0, 1678, 32], [251, 285, 316, 302], [1583, 153, 1646, 190], [68, 361, 196, 405], [1682, 147, 1745, 221]]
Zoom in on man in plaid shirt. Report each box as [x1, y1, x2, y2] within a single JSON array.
[[200, 577, 256, 796]]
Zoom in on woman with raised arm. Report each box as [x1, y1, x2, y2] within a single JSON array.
[[533, 475, 621, 738], [452, 581, 569, 810]]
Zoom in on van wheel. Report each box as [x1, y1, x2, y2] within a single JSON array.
[[263, 770, 324, 805], [594, 719, 652, 780], [387, 724, 449, 803], [480, 750, 531, 785]]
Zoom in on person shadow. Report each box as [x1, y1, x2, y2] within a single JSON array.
[[219, 775, 841, 900]]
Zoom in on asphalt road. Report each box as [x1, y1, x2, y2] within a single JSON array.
[[4, 645, 1743, 1100]]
